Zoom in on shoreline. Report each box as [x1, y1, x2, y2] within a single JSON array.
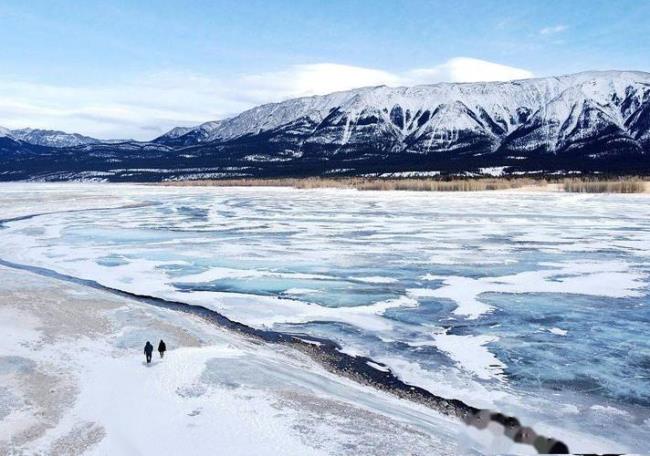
[[0, 262, 468, 455]]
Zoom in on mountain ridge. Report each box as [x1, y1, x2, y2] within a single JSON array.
[[1, 70, 649, 181], [150, 70, 650, 168]]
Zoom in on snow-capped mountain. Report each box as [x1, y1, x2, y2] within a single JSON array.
[[155, 71, 650, 154], [1, 127, 101, 148], [1, 71, 649, 181]]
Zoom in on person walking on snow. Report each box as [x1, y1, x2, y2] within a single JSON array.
[[158, 340, 167, 358], [144, 341, 154, 364]]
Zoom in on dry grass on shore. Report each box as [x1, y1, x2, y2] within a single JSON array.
[[161, 176, 649, 193], [354, 178, 537, 191], [162, 177, 538, 191], [562, 178, 647, 193]]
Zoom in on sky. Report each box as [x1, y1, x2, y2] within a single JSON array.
[[1, 0, 648, 140]]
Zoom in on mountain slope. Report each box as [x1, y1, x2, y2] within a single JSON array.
[[1, 70, 649, 181]]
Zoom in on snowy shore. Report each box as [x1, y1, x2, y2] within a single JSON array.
[[0, 264, 477, 455]]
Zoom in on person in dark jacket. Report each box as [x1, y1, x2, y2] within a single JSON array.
[[158, 340, 167, 358], [144, 341, 154, 364]]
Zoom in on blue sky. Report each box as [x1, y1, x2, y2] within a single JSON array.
[[1, 0, 648, 139]]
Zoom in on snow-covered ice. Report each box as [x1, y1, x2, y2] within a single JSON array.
[[1, 183, 649, 454]]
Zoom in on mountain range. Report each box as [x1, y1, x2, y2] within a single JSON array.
[[1, 70, 649, 181]]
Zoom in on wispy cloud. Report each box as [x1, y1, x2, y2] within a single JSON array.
[[539, 24, 568, 35], [0, 58, 533, 140]]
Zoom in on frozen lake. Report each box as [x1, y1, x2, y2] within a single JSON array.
[[1, 183, 649, 452]]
